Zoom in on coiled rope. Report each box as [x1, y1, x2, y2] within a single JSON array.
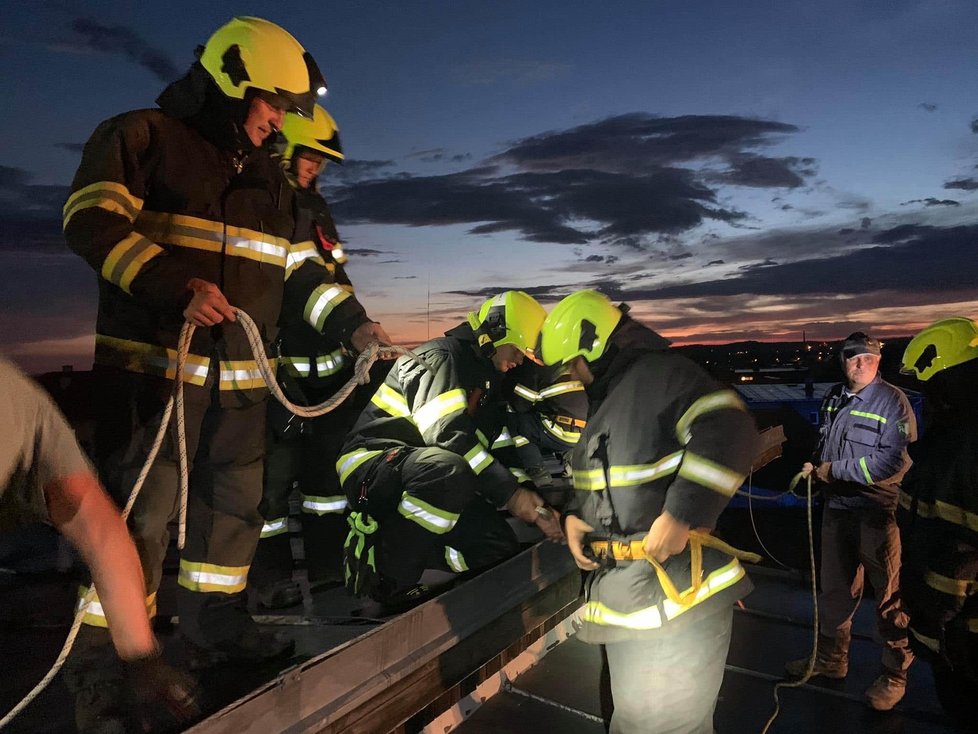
[[0, 308, 412, 729]]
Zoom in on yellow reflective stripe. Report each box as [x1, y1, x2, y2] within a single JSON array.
[[100, 232, 163, 294], [280, 357, 312, 377], [476, 429, 490, 448], [371, 383, 410, 417], [909, 626, 940, 653], [859, 456, 873, 484], [925, 570, 978, 597], [315, 348, 347, 377], [260, 518, 289, 538], [63, 181, 143, 228], [397, 494, 459, 534], [492, 427, 515, 449], [677, 452, 744, 497], [445, 546, 468, 572], [514, 435, 530, 447], [304, 284, 351, 331], [850, 410, 887, 424], [582, 559, 745, 629], [539, 380, 584, 399], [541, 416, 583, 444], [301, 494, 349, 514], [414, 388, 467, 434], [511, 467, 530, 483], [285, 240, 326, 279], [898, 490, 978, 533], [675, 389, 746, 444], [218, 359, 273, 390], [571, 452, 684, 491], [94, 334, 210, 385], [178, 560, 249, 593], [78, 587, 157, 627], [337, 448, 383, 485], [464, 444, 494, 475], [135, 211, 289, 268], [514, 384, 541, 402]]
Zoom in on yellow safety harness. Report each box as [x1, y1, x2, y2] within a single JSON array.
[[590, 530, 761, 606]]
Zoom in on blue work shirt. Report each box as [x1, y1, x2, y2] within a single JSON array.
[[814, 374, 916, 510]]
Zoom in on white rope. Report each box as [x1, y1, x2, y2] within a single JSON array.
[[0, 308, 412, 729]]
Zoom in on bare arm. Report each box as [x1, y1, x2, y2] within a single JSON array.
[[45, 472, 156, 660]]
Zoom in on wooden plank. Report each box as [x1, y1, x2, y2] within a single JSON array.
[[751, 425, 785, 472], [188, 541, 578, 734]]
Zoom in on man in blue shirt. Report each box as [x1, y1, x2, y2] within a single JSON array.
[[786, 332, 916, 711]]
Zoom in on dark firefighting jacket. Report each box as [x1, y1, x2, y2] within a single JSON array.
[[338, 323, 520, 509], [63, 71, 367, 406], [899, 416, 978, 682], [567, 318, 757, 643], [274, 182, 358, 405]]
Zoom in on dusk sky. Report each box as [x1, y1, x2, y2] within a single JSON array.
[[1, 0, 976, 373]]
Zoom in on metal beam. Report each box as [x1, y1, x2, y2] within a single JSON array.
[[187, 541, 578, 734]]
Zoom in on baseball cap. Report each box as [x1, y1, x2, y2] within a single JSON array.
[[841, 332, 881, 360]]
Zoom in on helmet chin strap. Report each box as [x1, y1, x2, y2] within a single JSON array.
[[468, 312, 497, 360]]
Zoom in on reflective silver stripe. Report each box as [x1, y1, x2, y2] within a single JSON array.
[[492, 427, 515, 449], [464, 445, 493, 475], [301, 496, 349, 514], [445, 546, 468, 572], [371, 384, 410, 417], [675, 389, 746, 444], [337, 448, 383, 484], [227, 234, 287, 263], [514, 435, 530, 447], [260, 518, 289, 538], [280, 358, 312, 376], [414, 389, 467, 434], [398, 495, 458, 534], [539, 380, 584, 399], [177, 561, 249, 593], [219, 366, 265, 383], [315, 348, 347, 376], [305, 284, 351, 331], [510, 468, 530, 483], [572, 452, 684, 490], [677, 452, 744, 497], [285, 241, 325, 279], [514, 384, 540, 402]]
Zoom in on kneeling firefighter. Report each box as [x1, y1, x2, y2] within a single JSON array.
[[249, 105, 392, 608], [337, 291, 564, 610], [538, 290, 758, 734]]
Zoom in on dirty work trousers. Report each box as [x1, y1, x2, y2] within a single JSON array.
[[251, 399, 356, 590], [81, 367, 266, 646], [603, 607, 732, 734], [819, 506, 914, 674], [344, 446, 520, 589]]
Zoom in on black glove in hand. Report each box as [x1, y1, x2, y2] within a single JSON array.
[[125, 651, 201, 723]]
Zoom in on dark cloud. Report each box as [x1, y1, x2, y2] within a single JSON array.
[[944, 177, 978, 191], [861, 217, 872, 229], [323, 159, 396, 185], [391, 275, 417, 280], [971, 116, 978, 134], [69, 18, 180, 82], [707, 259, 725, 265], [348, 248, 396, 257], [599, 223, 978, 300], [707, 155, 816, 189], [901, 197, 960, 207], [55, 142, 85, 153], [918, 103, 938, 113]]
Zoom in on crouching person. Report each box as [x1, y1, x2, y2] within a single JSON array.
[[337, 291, 564, 612]]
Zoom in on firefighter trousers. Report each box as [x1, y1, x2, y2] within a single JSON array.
[[351, 446, 520, 590], [251, 402, 354, 590], [86, 367, 266, 647]]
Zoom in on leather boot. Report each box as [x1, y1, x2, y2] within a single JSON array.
[[865, 669, 907, 711], [785, 632, 850, 679]]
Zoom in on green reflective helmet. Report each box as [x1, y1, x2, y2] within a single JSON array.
[[901, 317, 978, 381], [468, 291, 546, 356], [199, 17, 318, 117], [538, 290, 623, 366], [282, 104, 343, 168]]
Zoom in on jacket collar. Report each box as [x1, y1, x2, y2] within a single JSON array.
[[587, 316, 671, 401]]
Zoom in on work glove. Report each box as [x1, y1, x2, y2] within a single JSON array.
[[124, 650, 200, 724], [343, 511, 381, 598]]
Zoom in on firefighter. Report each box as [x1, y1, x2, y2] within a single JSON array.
[[784, 332, 916, 710], [250, 105, 392, 609], [0, 359, 198, 731], [61, 17, 384, 731], [538, 290, 757, 734], [500, 359, 587, 490], [897, 317, 978, 732], [337, 291, 564, 612]]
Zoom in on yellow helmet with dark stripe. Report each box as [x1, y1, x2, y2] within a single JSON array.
[[469, 291, 546, 357], [901, 317, 978, 381], [199, 17, 321, 117], [282, 105, 343, 167], [538, 290, 623, 366]]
